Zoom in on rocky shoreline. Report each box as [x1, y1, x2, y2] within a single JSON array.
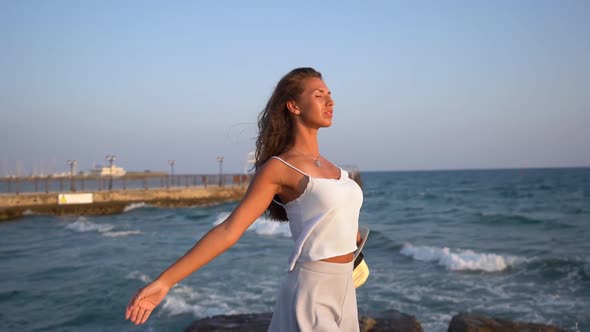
[[184, 310, 566, 332]]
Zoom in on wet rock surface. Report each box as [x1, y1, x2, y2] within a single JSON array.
[[184, 311, 566, 332], [447, 313, 566, 332], [184, 310, 422, 331]]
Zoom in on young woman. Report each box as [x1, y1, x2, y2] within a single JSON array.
[[125, 67, 364, 331]]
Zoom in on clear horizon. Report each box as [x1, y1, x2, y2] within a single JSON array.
[[1, 1, 589, 174]]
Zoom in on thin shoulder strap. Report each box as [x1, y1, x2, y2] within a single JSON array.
[[271, 156, 308, 176], [272, 198, 285, 207]]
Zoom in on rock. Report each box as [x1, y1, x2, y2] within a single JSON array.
[[184, 310, 423, 332], [447, 313, 566, 332], [184, 313, 272, 332], [360, 310, 423, 332]]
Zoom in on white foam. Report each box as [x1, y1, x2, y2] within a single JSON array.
[[126, 271, 153, 284], [248, 216, 291, 237], [123, 202, 149, 212], [22, 209, 37, 216], [65, 217, 114, 233], [400, 243, 520, 272], [125, 272, 242, 318], [125, 271, 270, 319], [212, 212, 230, 226], [213, 212, 291, 238], [160, 284, 234, 317], [103, 230, 142, 237]]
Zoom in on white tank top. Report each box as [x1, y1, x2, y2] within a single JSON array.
[[271, 156, 364, 271]]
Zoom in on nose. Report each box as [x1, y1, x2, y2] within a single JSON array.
[[327, 96, 335, 106]]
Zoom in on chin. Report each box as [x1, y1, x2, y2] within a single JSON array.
[[321, 121, 333, 128]]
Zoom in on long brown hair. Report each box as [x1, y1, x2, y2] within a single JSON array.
[[255, 67, 322, 221]]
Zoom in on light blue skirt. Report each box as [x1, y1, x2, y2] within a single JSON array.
[[268, 260, 359, 331]]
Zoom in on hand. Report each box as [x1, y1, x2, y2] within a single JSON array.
[[125, 279, 171, 325]]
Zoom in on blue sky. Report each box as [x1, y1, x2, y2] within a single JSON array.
[[1, 1, 589, 174]]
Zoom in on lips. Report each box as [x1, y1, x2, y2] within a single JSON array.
[[325, 110, 333, 117]]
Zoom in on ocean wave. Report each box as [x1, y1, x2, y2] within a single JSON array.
[[65, 217, 114, 233], [417, 191, 438, 200], [213, 212, 291, 238], [475, 212, 543, 225], [474, 211, 577, 230], [123, 202, 150, 212], [124, 272, 233, 317], [525, 257, 590, 282], [22, 209, 38, 216], [64, 216, 140, 237], [161, 285, 237, 318], [186, 210, 210, 221], [126, 271, 153, 284], [102, 230, 142, 238], [400, 243, 521, 272]]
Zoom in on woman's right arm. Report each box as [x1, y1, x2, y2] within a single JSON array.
[[125, 160, 284, 325], [156, 161, 282, 287]]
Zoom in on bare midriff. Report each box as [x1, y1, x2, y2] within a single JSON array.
[[320, 252, 354, 263]]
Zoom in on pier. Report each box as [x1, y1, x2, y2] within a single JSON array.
[[0, 173, 251, 221]]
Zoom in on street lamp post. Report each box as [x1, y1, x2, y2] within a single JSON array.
[[66, 160, 77, 191], [168, 160, 175, 187], [105, 155, 116, 191], [217, 156, 224, 187]]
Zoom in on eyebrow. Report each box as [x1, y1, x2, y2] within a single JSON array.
[[313, 89, 332, 95]]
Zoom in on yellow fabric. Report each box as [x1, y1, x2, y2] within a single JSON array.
[[353, 259, 369, 288]]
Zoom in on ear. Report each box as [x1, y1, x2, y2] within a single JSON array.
[[286, 100, 300, 115]]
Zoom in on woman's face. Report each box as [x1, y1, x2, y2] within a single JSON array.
[[294, 77, 335, 128]]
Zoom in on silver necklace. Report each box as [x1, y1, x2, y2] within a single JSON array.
[[294, 149, 321, 167]]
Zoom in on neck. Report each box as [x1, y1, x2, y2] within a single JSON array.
[[292, 126, 320, 156]]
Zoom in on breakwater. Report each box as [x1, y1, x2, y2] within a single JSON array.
[[0, 172, 250, 194], [0, 186, 247, 221]]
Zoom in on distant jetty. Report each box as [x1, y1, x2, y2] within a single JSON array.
[[0, 186, 247, 222], [0, 168, 362, 222]]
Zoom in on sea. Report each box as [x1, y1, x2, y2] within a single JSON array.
[[1, 168, 588, 332]]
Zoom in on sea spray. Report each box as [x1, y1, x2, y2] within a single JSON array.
[[400, 242, 521, 272]]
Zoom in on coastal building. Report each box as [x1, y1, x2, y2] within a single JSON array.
[[89, 164, 126, 177]]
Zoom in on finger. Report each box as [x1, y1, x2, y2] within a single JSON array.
[[126, 301, 136, 319], [133, 307, 145, 325], [130, 305, 141, 324], [126, 296, 136, 314], [139, 308, 151, 325], [140, 310, 151, 325], [135, 307, 145, 324], [126, 299, 135, 319], [126, 294, 143, 317], [137, 307, 149, 325], [129, 306, 138, 323]]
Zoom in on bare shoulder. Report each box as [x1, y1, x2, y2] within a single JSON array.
[[252, 156, 290, 184]]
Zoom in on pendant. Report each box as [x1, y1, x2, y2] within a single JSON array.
[[314, 159, 321, 167]]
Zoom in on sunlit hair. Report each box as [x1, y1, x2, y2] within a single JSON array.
[[255, 67, 322, 221]]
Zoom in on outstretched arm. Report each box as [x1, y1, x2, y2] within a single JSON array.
[[156, 166, 280, 287], [125, 161, 282, 325]]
